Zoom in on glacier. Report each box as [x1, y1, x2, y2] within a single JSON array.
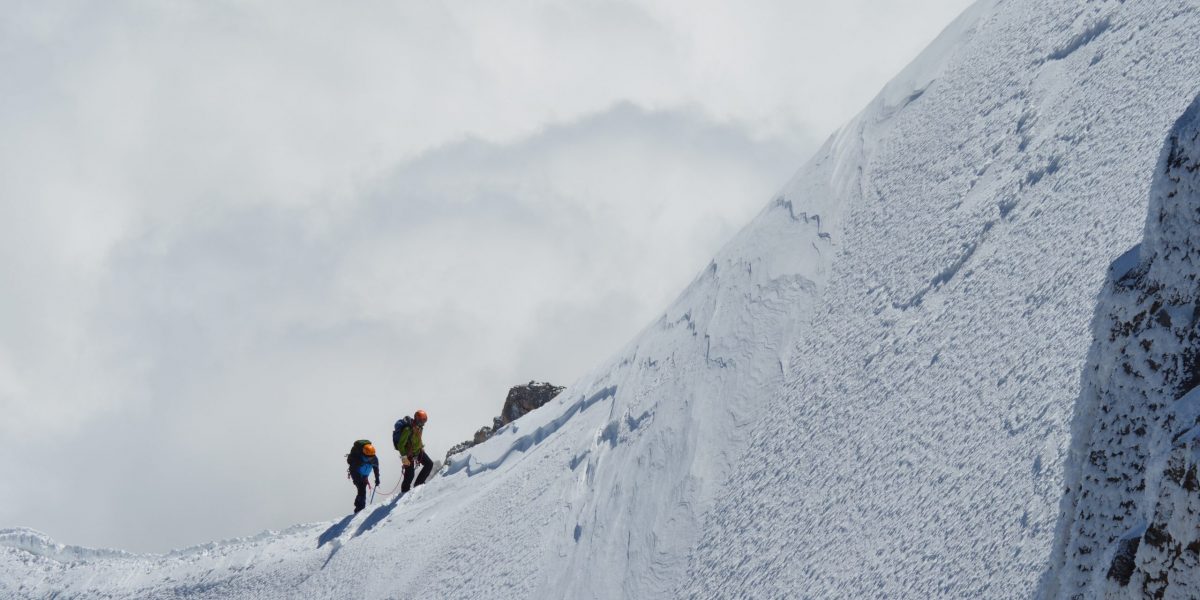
[[6, 0, 1200, 598]]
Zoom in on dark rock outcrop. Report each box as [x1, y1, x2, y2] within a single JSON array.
[[1044, 96, 1200, 598], [443, 427, 494, 462], [444, 381, 564, 466], [496, 381, 565, 429]]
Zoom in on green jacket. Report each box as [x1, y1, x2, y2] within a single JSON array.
[[395, 423, 424, 457]]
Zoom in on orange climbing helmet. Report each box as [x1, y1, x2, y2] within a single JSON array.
[[362, 443, 377, 456], [414, 409, 428, 424]]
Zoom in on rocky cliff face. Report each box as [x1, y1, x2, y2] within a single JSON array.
[[444, 381, 564, 465], [496, 381, 565, 429], [1046, 95, 1200, 599]]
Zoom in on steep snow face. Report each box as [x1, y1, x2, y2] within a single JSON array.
[[683, 1, 1200, 598], [1044, 96, 1200, 599], [6, 1, 1200, 599]]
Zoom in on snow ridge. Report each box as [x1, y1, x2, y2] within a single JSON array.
[[0, 528, 138, 563], [444, 385, 617, 476]]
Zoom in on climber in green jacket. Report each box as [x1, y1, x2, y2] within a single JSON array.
[[393, 409, 432, 493]]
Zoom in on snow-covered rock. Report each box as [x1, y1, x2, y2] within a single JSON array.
[[1045, 94, 1200, 600]]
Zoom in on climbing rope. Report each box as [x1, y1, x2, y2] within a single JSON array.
[[372, 477, 404, 499]]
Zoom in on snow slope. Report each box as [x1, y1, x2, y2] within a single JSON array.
[[682, 1, 1200, 598], [6, 1, 1200, 598]]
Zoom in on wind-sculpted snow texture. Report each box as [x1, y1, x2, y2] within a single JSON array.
[[7, 1, 1200, 598], [1043, 97, 1200, 600], [683, 1, 1200, 598]]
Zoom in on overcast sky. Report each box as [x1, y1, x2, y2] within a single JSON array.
[[1, 0, 974, 552]]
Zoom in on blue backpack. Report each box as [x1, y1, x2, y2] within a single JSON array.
[[356, 462, 373, 479], [346, 439, 375, 479]]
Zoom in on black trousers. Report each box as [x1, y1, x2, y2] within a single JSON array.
[[402, 450, 433, 493], [352, 476, 368, 513]]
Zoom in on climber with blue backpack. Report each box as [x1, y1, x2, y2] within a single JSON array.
[[394, 410, 432, 494], [346, 440, 381, 514]]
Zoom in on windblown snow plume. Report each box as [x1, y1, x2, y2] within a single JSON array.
[[6, 1, 1200, 598]]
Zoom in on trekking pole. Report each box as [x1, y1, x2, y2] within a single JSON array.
[[370, 482, 376, 505]]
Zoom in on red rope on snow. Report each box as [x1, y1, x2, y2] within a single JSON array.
[[373, 478, 403, 498]]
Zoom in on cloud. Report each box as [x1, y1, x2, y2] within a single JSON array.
[[0, 104, 809, 551]]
